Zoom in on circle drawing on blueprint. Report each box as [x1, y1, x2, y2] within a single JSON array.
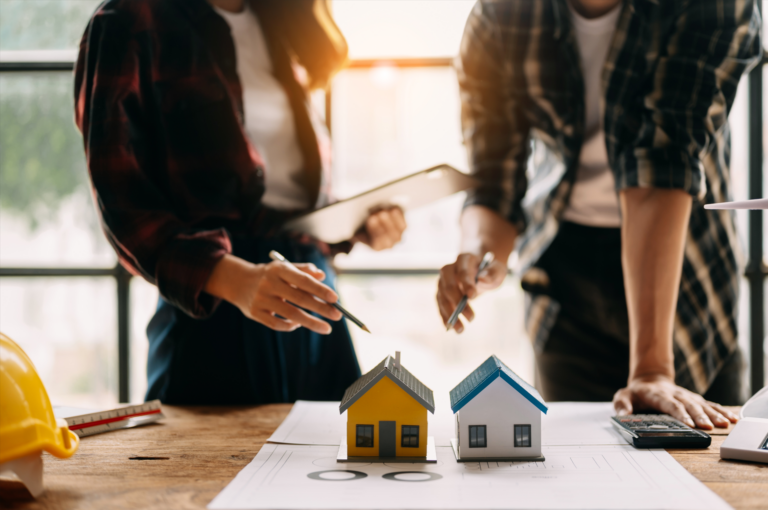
[[383, 460, 443, 468], [307, 470, 368, 481], [382, 471, 443, 482], [312, 457, 371, 468]]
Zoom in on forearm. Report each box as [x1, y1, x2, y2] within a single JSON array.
[[460, 205, 518, 263], [204, 253, 254, 303], [620, 188, 692, 381]]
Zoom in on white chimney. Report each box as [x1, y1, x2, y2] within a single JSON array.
[[394, 351, 401, 371]]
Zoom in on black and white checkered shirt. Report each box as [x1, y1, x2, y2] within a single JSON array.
[[457, 0, 762, 393]]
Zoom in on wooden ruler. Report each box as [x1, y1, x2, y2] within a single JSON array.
[[64, 400, 165, 438]]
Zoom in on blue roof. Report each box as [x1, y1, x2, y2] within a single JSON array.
[[449, 355, 548, 414]]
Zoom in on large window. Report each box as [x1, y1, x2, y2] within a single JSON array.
[[0, 1, 765, 407]]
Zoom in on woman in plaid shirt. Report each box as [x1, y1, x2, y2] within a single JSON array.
[[438, 0, 761, 429], [75, 0, 405, 404]]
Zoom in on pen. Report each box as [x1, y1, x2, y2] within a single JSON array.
[[268, 250, 371, 333], [446, 252, 494, 332]]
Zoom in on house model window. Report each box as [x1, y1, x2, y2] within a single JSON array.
[[401, 425, 419, 448], [514, 424, 531, 447], [356, 425, 374, 447], [469, 425, 487, 448]]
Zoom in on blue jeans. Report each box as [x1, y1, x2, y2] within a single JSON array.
[[145, 235, 361, 404]]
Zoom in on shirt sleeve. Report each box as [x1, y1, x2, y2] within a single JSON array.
[[615, 0, 762, 198], [74, 7, 232, 318], [457, 1, 531, 235]]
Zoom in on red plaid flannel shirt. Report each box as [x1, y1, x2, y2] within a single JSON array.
[[74, 0, 342, 318]]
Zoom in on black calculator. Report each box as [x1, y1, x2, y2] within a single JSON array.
[[610, 414, 711, 448]]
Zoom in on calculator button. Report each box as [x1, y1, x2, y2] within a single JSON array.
[[648, 425, 668, 429]]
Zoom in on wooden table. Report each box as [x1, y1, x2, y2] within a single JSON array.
[[1, 405, 766, 510]]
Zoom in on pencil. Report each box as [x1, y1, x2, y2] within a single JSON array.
[[268, 250, 371, 333], [446, 252, 494, 331]]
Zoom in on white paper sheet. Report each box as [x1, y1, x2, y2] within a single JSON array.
[[268, 401, 626, 447], [208, 444, 731, 510]]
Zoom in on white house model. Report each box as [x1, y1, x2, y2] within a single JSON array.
[[449, 355, 548, 462]]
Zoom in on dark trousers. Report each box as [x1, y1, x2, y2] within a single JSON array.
[[531, 221, 743, 405]]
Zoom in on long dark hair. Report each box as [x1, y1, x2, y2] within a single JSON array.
[[250, 0, 348, 90]]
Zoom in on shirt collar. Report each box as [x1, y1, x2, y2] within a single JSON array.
[[552, 0, 656, 39]]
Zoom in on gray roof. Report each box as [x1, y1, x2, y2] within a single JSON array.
[[449, 355, 547, 414], [339, 355, 435, 414]]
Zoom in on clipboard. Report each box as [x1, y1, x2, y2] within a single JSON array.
[[282, 164, 479, 244]]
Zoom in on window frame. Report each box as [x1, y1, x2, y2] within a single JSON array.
[[468, 425, 487, 448], [1, 3, 765, 403], [514, 424, 532, 448], [401, 425, 420, 448], [355, 424, 374, 448]]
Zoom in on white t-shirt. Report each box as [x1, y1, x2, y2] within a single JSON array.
[[561, 1, 623, 228], [214, 4, 310, 211]]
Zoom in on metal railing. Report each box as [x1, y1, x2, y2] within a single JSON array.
[[0, 53, 765, 402]]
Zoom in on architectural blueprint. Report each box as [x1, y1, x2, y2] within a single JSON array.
[[208, 443, 730, 510]]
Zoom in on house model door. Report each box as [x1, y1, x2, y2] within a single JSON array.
[[379, 421, 396, 457]]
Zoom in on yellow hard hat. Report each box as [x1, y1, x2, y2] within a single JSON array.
[[0, 333, 79, 464]]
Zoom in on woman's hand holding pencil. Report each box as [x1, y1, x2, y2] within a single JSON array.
[[204, 253, 343, 335]]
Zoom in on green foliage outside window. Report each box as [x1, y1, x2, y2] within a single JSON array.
[[0, 73, 90, 229], [0, 0, 101, 51], [0, 1, 102, 229]]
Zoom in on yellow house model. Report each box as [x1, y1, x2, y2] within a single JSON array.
[[339, 352, 435, 461]]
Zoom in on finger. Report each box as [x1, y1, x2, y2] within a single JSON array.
[[436, 281, 466, 334], [460, 302, 475, 323], [439, 264, 465, 305], [380, 211, 403, 244], [612, 389, 633, 416], [371, 211, 400, 250], [252, 310, 299, 332], [680, 398, 713, 430], [274, 280, 342, 321], [436, 282, 458, 324], [365, 214, 386, 244], [456, 255, 480, 298], [707, 402, 738, 423], [658, 398, 695, 428], [700, 402, 731, 428], [276, 264, 338, 304], [293, 262, 326, 281], [477, 261, 507, 291], [269, 299, 332, 335], [389, 207, 407, 233]]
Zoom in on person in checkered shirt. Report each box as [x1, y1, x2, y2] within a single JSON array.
[[437, 0, 762, 429]]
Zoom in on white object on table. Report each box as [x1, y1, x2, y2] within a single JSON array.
[[703, 198, 768, 210], [720, 386, 768, 464], [208, 442, 730, 510], [54, 400, 164, 438]]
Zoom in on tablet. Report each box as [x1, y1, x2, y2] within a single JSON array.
[[282, 164, 478, 244]]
